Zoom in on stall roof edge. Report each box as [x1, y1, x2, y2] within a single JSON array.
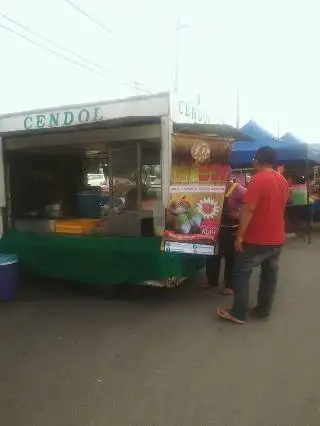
[[0, 92, 170, 137], [173, 123, 251, 141], [3, 116, 162, 139], [0, 91, 170, 119]]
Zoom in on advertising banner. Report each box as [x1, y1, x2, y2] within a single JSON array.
[[162, 133, 232, 255]]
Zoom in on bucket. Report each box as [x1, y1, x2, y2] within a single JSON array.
[[0, 254, 19, 301], [77, 191, 109, 218]]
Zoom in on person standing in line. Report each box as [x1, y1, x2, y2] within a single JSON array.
[[204, 179, 246, 295], [217, 146, 289, 324]]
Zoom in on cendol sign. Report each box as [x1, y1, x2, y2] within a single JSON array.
[[23, 107, 104, 130], [177, 100, 211, 124]]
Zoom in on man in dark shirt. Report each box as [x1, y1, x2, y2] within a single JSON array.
[[217, 147, 289, 324]]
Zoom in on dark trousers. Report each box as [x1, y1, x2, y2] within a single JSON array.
[[206, 226, 237, 288], [231, 244, 282, 321], [206, 253, 236, 288]]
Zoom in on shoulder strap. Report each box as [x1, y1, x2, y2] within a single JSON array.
[[225, 182, 238, 198]]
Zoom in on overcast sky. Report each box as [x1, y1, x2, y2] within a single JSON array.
[[0, 0, 319, 141]]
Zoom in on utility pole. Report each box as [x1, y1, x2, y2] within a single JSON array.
[[173, 17, 187, 93], [236, 87, 240, 129], [173, 18, 181, 93]]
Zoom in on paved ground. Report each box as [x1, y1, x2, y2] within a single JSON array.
[[0, 236, 319, 426]]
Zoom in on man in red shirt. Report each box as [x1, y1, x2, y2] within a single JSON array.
[[217, 146, 289, 324]]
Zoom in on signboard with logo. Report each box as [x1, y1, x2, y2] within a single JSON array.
[[163, 241, 217, 256], [162, 133, 232, 255], [0, 93, 169, 134], [170, 94, 221, 125], [22, 107, 104, 130]]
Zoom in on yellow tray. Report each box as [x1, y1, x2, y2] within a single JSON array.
[[55, 219, 101, 234]]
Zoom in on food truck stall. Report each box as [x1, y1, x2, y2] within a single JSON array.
[[0, 92, 246, 287]]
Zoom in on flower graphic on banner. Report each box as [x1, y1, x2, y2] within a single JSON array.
[[196, 197, 220, 219], [191, 140, 211, 163]]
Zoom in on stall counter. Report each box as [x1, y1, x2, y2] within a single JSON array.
[[0, 231, 205, 287]]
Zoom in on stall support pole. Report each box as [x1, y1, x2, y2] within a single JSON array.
[[160, 116, 172, 205], [136, 141, 142, 214], [305, 159, 312, 244], [107, 145, 114, 206], [0, 138, 8, 234], [4, 157, 11, 232]]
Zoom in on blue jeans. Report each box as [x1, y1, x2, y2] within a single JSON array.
[[231, 244, 282, 321]]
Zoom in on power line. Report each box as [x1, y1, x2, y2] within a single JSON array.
[[0, 12, 153, 93], [0, 12, 106, 74], [0, 21, 147, 93], [64, 0, 119, 38], [63, 1, 159, 93], [0, 22, 107, 76], [64, 1, 173, 96]]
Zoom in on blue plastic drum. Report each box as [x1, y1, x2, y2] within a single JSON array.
[[77, 191, 109, 218], [0, 254, 18, 301]]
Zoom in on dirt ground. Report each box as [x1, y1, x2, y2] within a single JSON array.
[[0, 235, 319, 426]]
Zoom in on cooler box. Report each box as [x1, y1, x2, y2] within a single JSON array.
[[0, 254, 18, 301]]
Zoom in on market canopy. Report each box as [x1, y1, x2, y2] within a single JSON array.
[[230, 120, 320, 166], [231, 120, 292, 165], [281, 132, 305, 144], [240, 120, 275, 141]]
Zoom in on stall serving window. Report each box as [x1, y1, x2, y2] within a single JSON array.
[[6, 135, 162, 237], [83, 141, 161, 213], [8, 151, 83, 220]]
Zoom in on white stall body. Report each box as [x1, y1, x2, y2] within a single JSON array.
[[0, 92, 223, 236]]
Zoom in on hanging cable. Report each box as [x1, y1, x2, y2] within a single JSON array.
[[0, 12, 154, 94], [62, 1, 159, 93], [0, 22, 108, 76], [63, 0, 119, 38], [0, 21, 150, 93]]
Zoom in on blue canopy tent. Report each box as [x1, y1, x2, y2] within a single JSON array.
[[280, 132, 320, 163], [231, 121, 320, 243], [281, 132, 305, 144], [231, 120, 320, 166]]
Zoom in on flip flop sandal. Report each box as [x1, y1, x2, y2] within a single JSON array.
[[217, 307, 245, 324], [219, 288, 234, 296]]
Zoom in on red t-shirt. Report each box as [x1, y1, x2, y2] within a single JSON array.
[[243, 170, 289, 245]]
